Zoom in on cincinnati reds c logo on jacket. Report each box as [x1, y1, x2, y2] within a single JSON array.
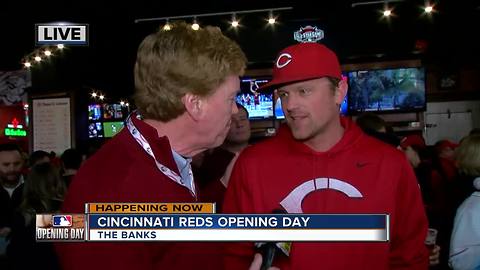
[[280, 178, 363, 213], [276, 53, 292, 68]]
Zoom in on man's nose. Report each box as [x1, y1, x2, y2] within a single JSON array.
[[5, 166, 15, 173], [284, 94, 299, 112]]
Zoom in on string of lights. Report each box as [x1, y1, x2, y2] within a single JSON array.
[[22, 44, 65, 68], [89, 89, 130, 108], [134, 7, 293, 30], [351, 0, 436, 18]]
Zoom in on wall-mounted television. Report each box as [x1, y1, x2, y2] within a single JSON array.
[[339, 95, 348, 115], [272, 90, 284, 120], [347, 67, 426, 114], [236, 77, 273, 120], [88, 103, 128, 139], [88, 122, 103, 138], [103, 104, 123, 120], [88, 104, 102, 121], [103, 121, 124, 138]]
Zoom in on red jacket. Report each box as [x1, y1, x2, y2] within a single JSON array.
[[56, 116, 222, 270], [223, 118, 429, 270]]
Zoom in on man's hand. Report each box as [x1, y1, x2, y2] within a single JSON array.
[[249, 253, 280, 270], [429, 245, 440, 266]]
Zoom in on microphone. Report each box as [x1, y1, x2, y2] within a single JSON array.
[[257, 242, 277, 270], [255, 209, 290, 270]]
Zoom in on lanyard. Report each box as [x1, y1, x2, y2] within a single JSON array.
[[125, 113, 197, 198]]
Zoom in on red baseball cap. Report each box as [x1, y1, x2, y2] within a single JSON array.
[[435, 140, 459, 151], [258, 43, 342, 91], [400, 135, 426, 150]]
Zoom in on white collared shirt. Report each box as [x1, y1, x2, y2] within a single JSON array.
[[2, 175, 24, 198], [171, 150, 195, 195]]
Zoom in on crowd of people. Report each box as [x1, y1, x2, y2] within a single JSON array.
[[355, 112, 480, 269], [0, 21, 479, 270], [0, 145, 82, 269]]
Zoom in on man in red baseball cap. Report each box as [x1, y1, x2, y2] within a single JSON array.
[[401, 134, 427, 151], [435, 139, 459, 183], [223, 42, 429, 269]]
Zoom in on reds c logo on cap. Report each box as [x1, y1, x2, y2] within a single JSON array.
[[276, 53, 292, 69]]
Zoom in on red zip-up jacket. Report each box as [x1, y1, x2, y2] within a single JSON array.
[[223, 118, 429, 270], [56, 116, 223, 270]]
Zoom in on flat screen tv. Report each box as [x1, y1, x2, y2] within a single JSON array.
[[339, 95, 348, 115], [88, 103, 127, 139], [88, 122, 103, 138], [273, 92, 285, 120], [103, 121, 124, 138], [88, 104, 102, 121], [236, 77, 273, 120], [103, 104, 124, 119], [347, 67, 426, 114]]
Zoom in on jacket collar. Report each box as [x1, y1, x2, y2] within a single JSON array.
[[130, 113, 180, 176]]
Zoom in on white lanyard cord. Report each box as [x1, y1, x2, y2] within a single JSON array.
[[125, 113, 197, 198]]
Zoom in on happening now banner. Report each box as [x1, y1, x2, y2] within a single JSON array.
[[36, 203, 389, 242]]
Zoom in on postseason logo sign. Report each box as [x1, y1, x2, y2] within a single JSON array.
[[36, 214, 86, 241], [35, 23, 88, 45]]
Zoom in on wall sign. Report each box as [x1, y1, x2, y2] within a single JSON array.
[[32, 97, 71, 154]]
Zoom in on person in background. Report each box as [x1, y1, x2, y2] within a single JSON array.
[[194, 103, 251, 212], [28, 150, 50, 168], [223, 42, 429, 269], [49, 151, 62, 168], [6, 162, 65, 270], [434, 140, 458, 183], [355, 112, 388, 133], [222, 104, 251, 158], [449, 134, 480, 270], [355, 112, 402, 147], [400, 135, 447, 268], [60, 148, 83, 187], [400, 135, 431, 194], [439, 137, 476, 212], [56, 21, 252, 270], [220, 103, 251, 186], [0, 143, 24, 240]]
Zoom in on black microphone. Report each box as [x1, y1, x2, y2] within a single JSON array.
[[258, 242, 277, 270], [256, 209, 288, 270]]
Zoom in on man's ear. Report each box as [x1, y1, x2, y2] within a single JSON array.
[[335, 78, 348, 106], [182, 93, 204, 121]]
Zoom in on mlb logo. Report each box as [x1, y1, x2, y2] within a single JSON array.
[[53, 215, 73, 227], [35, 23, 89, 46]]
